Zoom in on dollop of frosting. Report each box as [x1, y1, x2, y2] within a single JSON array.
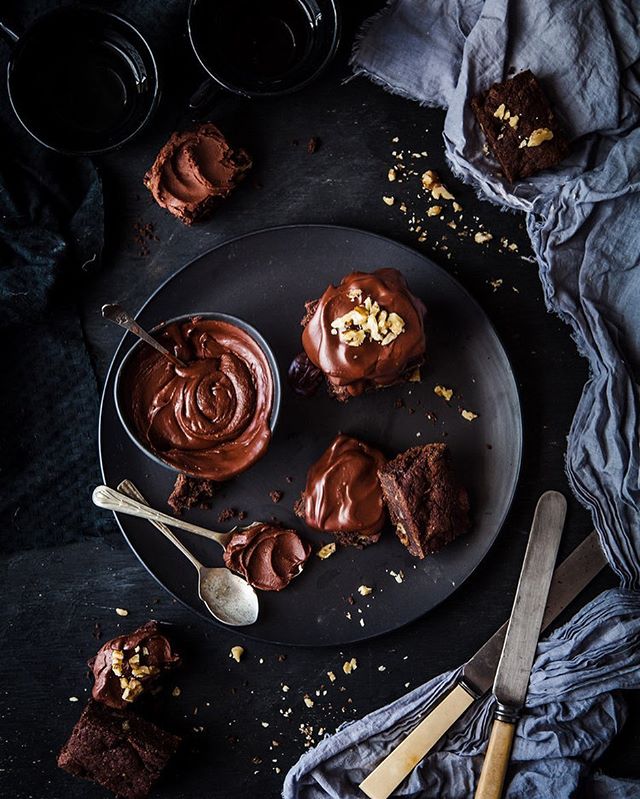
[[223, 523, 311, 591], [302, 434, 387, 542], [89, 621, 180, 710], [144, 123, 252, 225], [124, 317, 273, 480], [302, 268, 426, 397]]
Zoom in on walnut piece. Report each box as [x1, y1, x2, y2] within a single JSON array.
[[229, 646, 244, 663], [342, 658, 358, 675], [434, 385, 454, 402], [317, 542, 336, 560], [331, 296, 405, 348], [421, 170, 455, 200], [519, 128, 554, 148]]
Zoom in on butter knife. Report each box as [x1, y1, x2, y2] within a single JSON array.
[[360, 522, 605, 799]]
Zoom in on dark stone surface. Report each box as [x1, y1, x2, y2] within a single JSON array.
[[1, 2, 638, 797]]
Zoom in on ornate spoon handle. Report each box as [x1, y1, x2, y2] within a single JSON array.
[[101, 303, 186, 369]]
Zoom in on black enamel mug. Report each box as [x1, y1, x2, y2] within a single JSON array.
[[187, 0, 341, 109], [1, 7, 159, 155]]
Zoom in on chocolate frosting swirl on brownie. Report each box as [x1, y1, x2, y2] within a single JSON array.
[[89, 621, 180, 710], [301, 434, 387, 542], [302, 268, 426, 397], [124, 317, 273, 480], [223, 523, 311, 591], [144, 123, 252, 225]]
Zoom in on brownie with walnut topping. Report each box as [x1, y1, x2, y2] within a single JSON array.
[[471, 70, 569, 182]]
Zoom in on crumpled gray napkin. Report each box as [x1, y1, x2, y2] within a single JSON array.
[[284, 1, 640, 796], [284, 589, 640, 797]]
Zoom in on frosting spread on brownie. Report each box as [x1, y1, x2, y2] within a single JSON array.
[[89, 621, 180, 709], [302, 269, 426, 397], [302, 434, 387, 540], [223, 523, 311, 591], [124, 317, 273, 480], [144, 123, 251, 224]]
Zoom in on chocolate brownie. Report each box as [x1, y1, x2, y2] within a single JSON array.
[[57, 701, 180, 799], [471, 70, 569, 182], [378, 443, 470, 558], [167, 472, 216, 515]]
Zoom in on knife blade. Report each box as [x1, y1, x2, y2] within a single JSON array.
[[360, 511, 605, 799], [474, 490, 566, 799]]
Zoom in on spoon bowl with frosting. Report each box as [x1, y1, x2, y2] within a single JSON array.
[[114, 312, 281, 481]]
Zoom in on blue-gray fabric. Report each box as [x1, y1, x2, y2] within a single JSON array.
[[284, 1, 640, 796]]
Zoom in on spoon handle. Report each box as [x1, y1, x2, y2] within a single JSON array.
[[101, 303, 186, 369], [115, 480, 204, 573], [92, 485, 230, 549]]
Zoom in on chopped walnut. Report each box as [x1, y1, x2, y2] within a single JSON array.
[[331, 296, 405, 348], [519, 128, 554, 148], [230, 646, 245, 663], [342, 658, 358, 675], [303, 695, 315, 708], [387, 168, 397, 182], [357, 585, 373, 596], [493, 103, 506, 120], [422, 170, 455, 200], [327, 671, 336, 682], [115, 608, 129, 617], [382, 195, 395, 206], [427, 205, 442, 217], [317, 542, 336, 560], [434, 385, 454, 402], [461, 409, 479, 421], [474, 231, 493, 244]]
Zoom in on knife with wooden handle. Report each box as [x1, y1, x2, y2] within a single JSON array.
[[474, 491, 566, 798], [359, 522, 606, 799]]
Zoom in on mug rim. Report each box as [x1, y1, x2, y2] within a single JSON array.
[[6, 6, 160, 156], [113, 312, 282, 479], [187, 0, 341, 99]]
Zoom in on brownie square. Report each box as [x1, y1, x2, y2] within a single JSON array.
[[378, 443, 470, 558], [58, 701, 180, 799], [471, 70, 569, 182]]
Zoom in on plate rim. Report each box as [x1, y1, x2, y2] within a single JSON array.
[[98, 223, 523, 647]]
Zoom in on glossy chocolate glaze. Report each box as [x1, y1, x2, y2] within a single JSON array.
[[301, 434, 387, 543], [89, 621, 180, 710], [224, 523, 311, 591], [124, 317, 273, 480], [301, 268, 426, 398]]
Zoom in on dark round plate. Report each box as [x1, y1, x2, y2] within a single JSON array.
[[99, 225, 522, 646]]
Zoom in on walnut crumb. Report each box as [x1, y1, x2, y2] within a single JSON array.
[[387, 168, 397, 181], [427, 205, 442, 216], [474, 231, 493, 244], [342, 658, 358, 675], [303, 695, 315, 708], [434, 385, 454, 402], [357, 585, 373, 596], [461, 410, 479, 421], [327, 671, 336, 682], [115, 608, 129, 617], [317, 542, 336, 560], [230, 646, 245, 663], [382, 195, 395, 206]]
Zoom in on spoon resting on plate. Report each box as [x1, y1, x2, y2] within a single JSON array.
[[93, 482, 259, 627]]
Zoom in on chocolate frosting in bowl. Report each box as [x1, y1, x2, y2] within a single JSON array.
[[144, 123, 252, 225], [223, 523, 311, 591], [302, 268, 426, 397], [122, 316, 274, 480], [301, 434, 387, 542]]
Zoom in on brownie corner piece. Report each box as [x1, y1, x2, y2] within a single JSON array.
[[57, 701, 180, 799], [378, 443, 469, 558], [471, 69, 569, 182]]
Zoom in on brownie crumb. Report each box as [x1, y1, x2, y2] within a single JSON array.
[[269, 490, 283, 504], [307, 136, 321, 154], [238, 510, 247, 521], [168, 473, 216, 515], [218, 507, 236, 524]]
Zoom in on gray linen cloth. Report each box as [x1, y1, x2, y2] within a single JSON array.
[[284, 1, 640, 796]]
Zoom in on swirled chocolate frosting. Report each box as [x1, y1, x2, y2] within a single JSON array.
[[223, 523, 311, 591], [89, 621, 180, 710], [301, 268, 426, 398], [124, 317, 274, 480], [300, 434, 387, 545], [144, 123, 252, 225]]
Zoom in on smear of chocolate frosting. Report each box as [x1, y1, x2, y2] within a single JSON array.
[[223, 523, 311, 591], [302, 268, 426, 397], [89, 621, 180, 710], [144, 123, 252, 225], [124, 317, 273, 480], [302, 434, 387, 542]]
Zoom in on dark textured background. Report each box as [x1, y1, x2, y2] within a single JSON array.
[[1, 2, 638, 797]]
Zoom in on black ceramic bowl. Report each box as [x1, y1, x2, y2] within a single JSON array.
[[6, 7, 159, 155], [114, 313, 282, 479]]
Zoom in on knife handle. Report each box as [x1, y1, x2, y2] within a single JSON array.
[[359, 683, 476, 799], [474, 717, 516, 799]]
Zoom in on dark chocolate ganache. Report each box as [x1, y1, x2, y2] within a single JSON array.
[[223, 523, 311, 591], [302, 268, 426, 397], [143, 123, 252, 225], [89, 621, 180, 710], [301, 434, 387, 542], [124, 317, 274, 480]]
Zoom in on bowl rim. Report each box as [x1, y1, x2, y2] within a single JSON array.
[[113, 311, 282, 478]]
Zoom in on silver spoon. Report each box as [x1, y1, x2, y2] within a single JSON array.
[[101, 303, 187, 369], [93, 483, 258, 627]]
